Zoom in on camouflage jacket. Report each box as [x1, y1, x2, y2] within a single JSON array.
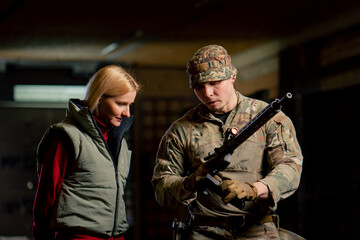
[[152, 91, 303, 217]]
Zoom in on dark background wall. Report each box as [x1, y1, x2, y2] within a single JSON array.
[[1, 6, 360, 240], [279, 25, 360, 240], [0, 106, 65, 235]]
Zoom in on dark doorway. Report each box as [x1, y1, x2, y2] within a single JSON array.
[[301, 84, 360, 239]]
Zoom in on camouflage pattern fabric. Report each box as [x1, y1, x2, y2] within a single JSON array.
[[189, 222, 280, 240], [186, 44, 238, 87], [152, 91, 303, 238], [187, 226, 305, 240], [279, 228, 306, 240]]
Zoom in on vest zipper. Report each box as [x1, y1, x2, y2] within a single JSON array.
[[91, 115, 120, 236]]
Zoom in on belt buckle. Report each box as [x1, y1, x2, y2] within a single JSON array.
[[225, 216, 246, 233]]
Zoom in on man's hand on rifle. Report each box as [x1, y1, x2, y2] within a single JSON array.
[[182, 163, 210, 192], [214, 176, 258, 204]]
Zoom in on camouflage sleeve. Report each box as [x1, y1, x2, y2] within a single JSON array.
[[151, 126, 196, 207], [259, 112, 303, 208]]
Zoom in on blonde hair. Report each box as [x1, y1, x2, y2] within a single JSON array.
[[84, 65, 141, 111]]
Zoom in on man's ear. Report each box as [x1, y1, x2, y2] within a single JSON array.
[[232, 75, 236, 82], [232, 76, 238, 90]]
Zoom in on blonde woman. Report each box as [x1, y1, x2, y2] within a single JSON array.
[[33, 65, 141, 240]]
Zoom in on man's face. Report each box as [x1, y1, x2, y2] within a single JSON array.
[[193, 78, 237, 114]]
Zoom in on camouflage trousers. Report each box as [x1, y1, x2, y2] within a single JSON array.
[[189, 222, 280, 240]]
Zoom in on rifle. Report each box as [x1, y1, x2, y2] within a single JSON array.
[[197, 92, 293, 209]]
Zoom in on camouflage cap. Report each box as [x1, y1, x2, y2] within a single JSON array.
[[186, 44, 237, 87]]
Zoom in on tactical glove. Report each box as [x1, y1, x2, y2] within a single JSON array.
[[183, 163, 210, 192], [219, 179, 258, 204]]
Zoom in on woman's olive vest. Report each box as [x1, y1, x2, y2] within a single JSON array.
[[37, 99, 133, 236]]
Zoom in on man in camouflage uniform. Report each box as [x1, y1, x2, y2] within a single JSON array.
[[151, 45, 303, 240]]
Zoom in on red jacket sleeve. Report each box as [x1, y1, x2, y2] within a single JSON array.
[[32, 136, 68, 240]]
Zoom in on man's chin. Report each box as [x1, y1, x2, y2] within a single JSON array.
[[206, 105, 220, 113]]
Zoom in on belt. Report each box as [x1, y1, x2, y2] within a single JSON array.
[[192, 214, 279, 231]]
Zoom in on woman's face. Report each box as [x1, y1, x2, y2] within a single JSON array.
[[94, 90, 137, 127]]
